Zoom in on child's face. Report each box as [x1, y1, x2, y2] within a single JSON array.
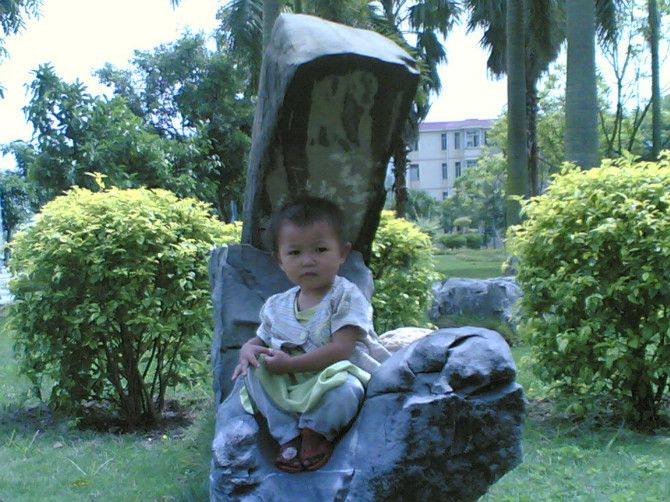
[[275, 219, 350, 298]]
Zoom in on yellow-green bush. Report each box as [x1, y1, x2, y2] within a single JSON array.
[[8, 186, 238, 426], [509, 154, 670, 430], [370, 211, 440, 333]]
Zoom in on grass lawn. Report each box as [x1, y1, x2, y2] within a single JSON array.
[[0, 323, 213, 501], [2, 242, 669, 502], [433, 247, 509, 279]]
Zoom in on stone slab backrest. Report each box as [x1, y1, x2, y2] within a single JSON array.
[[209, 243, 373, 404], [240, 13, 419, 261]]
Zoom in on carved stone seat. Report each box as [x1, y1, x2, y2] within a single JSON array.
[[209, 14, 523, 501], [209, 246, 524, 501]]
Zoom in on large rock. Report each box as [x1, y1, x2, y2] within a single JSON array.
[[240, 13, 419, 261], [210, 327, 524, 501], [430, 277, 522, 326], [379, 326, 433, 353]]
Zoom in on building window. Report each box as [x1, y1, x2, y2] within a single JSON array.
[[483, 130, 488, 145], [466, 130, 480, 148], [455, 161, 462, 178], [441, 162, 448, 180], [454, 132, 461, 150], [409, 138, 419, 151], [466, 159, 478, 168], [442, 191, 449, 200], [409, 163, 420, 181], [441, 133, 447, 150]]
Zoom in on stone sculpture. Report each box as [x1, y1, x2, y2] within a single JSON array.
[[210, 13, 524, 501]]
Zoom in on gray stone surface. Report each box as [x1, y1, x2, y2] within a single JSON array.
[[378, 326, 433, 353], [430, 277, 522, 326], [210, 327, 524, 501], [209, 244, 373, 404], [240, 13, 419, 261]]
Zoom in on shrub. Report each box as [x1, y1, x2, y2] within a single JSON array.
[[370, 211, 440, 333], [8, 185, 238, 426], [465, 232, 483, 249], [509, 154, 670, 430], [439, 233, 466, 249]]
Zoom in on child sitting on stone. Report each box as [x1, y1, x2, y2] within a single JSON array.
[[231, 196, 390, 472]]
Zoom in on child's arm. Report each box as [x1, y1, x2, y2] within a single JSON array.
[[231, 336, 274, 380], [264, 326, 358, 374]]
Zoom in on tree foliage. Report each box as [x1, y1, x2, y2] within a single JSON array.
[[8, 184, 239, 426], [96, 32, 254, 221], [0, 0, 40, 97], [509, 153, 670, 430]]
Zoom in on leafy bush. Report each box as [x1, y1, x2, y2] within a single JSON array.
[[509, 154, 670, 430], [370, 211, 440, 333], [465, 232, 483, 249], [439, 233, 466, 249], [8, 185, 238, 426]]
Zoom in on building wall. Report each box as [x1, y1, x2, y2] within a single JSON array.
[[406, 119, 494, 200]]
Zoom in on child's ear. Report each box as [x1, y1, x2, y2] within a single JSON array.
[[340, 242, 352, 260]]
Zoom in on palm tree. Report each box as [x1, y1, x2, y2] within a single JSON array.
[[565, 0, 599, 169], [370, 1, 460, 217], [263, 0, 280, 49], [465, 0, 563, 200], [505, 0, 527, 226], [564, 0, 618, 169], [648, 0, 661, 160]]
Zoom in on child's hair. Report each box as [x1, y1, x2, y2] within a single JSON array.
[[268, 196, 346, 253]]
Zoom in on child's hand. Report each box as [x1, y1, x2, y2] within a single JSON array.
[[231, 342, 273, 380], [264, 348, 294, 375]]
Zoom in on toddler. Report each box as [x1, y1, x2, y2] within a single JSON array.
[[231, 196, 390, 472]]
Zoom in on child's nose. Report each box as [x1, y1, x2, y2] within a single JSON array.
[[302, 252, 317, 265]]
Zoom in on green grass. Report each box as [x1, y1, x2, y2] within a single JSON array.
[[483, 347, 670, 501], [433, 247, 508, 279], [3, 315, 669, 501], [1, 323, 212, 501]]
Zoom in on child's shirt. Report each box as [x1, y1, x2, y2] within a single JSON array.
[[256, 275, 390, 373]]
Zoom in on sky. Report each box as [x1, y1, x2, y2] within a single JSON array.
[[0, 0, 503, 170]]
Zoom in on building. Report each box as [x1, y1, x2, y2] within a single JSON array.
[[406, 118, 494, 200]]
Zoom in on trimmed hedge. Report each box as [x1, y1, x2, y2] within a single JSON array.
[[8, 186, 238, 425], [509, 154, 670, 429], [370, 211, 440, 333]]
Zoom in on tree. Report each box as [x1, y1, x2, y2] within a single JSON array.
[[96, 33, 254, 221], [369, 1, 459, 217], [565, 0, 618, 169], [8, 64, 221, 208], [0, 170, 36, 249], [648, 0, 662, 159], [504, 0, 528, 225], [465, 0, 564, 199], [0, 0, 40, 97]]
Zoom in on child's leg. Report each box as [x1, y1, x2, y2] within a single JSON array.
[[243, 370, 300, 445], [299, 374, 365, 441]]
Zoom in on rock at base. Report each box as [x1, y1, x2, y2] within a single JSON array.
[[210, 327, 525, 501]]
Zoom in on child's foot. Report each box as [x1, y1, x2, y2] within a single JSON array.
[[276, 436, 303, 473], [299, 428, 333, 471]]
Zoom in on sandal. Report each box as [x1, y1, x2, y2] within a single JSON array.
[[299, 428, 333, 471], [276, 436, 303, 473]]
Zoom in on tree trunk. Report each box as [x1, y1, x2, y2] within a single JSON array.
[[505, 0, 528, 226], [263, 0, 280, 50], [392, 136, 408, 218], [565, 0, 599, 169], [526, 78, 540, 196], [649, 0, 661, 160]]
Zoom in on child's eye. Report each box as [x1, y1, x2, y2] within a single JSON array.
[[317, 247, 328, 253], [288, 250, 300, 256]]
